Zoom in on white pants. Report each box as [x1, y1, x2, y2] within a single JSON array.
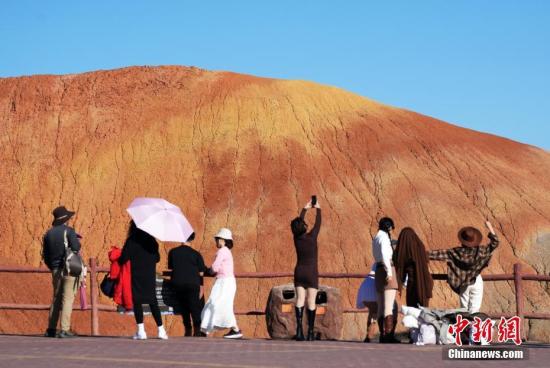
[[459, 275, 483, 313]]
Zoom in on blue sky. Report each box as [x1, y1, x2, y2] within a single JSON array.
[[2, 1, 549, 150]]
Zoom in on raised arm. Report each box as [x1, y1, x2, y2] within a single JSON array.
[[487, 233, 499, 251], [309, 208, 322, 238], [299, 200, 312, 220], [483, 220, 499, 252], [480, 233, 500, 255]]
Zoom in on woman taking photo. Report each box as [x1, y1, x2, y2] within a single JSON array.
[[120, 220, 168, 340], [291, 198, 321, 341], [200, 228, 242, 339], [394, 227, 433, 308]]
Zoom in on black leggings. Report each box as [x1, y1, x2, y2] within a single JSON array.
[[133, 302, 163, 326]]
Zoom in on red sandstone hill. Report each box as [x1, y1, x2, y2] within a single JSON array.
[[0, 66, 549, 340]]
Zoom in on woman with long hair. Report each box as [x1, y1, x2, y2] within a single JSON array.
[[200, 228, 243, 339], [290, 198, 321, 341], [120, 220, 168, 340], [395, 227, 434, 308]]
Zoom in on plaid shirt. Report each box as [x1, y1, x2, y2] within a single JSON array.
[[428, 234, 499, 294]]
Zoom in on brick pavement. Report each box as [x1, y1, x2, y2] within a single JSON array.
[[0, 335, 548, 368]]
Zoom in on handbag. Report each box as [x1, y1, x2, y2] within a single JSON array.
[[63, 230, 86, 278], [100, 273, 116, 298]]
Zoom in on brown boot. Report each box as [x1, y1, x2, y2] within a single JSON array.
[[383, 315, 400, 344]]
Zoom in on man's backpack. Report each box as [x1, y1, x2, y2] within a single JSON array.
[[64, 230, 86, 278]]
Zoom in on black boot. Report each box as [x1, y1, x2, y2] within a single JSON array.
[[383, 315, 400, 344], [377, 317, 385, 343], [294, 306, 305, 341], [306, 309, 316, 341]]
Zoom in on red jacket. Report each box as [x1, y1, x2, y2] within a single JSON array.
[[108, 246, 133, 310]]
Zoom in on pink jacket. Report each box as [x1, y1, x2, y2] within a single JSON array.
[[211, 246, 234, 278]]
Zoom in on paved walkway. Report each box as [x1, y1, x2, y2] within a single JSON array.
[[0, 335, 548, 368]]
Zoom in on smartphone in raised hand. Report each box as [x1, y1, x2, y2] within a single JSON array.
[[311, 195, 317, 207]]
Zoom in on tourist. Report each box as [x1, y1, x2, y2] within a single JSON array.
[[120, 220, 168, 340], [168, 232, 207, 337], [394, 227, 433, 308], [356, 264, 378, 342], [200, 228, 243, 339], [42, 206, 81, 338], [372, 217, 400, 343], [291, 198, 322, 341], [428, 222, 499, 313]]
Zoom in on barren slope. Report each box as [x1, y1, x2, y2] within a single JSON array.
[[1, 66, 549, 340]]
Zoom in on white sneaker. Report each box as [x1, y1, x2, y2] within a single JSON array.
[[133, 331, 147, 340], [158, 327, 168, 340]]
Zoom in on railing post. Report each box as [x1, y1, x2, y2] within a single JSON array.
[[89, 257, 99, 336], [513, 263, 525, 340]]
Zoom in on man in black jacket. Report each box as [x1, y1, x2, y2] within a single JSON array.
[[168, 232, 207, 337], [42, 206, 81, 338]]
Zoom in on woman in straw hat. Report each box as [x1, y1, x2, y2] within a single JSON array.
[[200, 228, 243, 339]]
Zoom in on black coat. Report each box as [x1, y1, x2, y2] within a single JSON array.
[[120, 231, 160, 304], [42, 224, 81, 270]]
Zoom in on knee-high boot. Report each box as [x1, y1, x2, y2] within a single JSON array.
[[383, 315, 400, 343], [306, 309, 316, 341], [377, 317, 385, 343], [294, 306, 305, 341]]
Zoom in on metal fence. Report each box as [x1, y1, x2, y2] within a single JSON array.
[[1, 259, 549, 337]]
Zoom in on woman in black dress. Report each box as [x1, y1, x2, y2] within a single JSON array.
[[120, 220, 168, 340], [290, 199, 321, 341]]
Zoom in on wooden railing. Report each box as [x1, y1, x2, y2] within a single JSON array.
[[1, 259, 549, 337]]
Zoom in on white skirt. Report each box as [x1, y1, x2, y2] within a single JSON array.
[[201, 276, 237, 333]]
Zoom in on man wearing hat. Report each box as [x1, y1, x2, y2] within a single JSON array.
[[42, 206, 81, 338], [428, 222, 499, 313]]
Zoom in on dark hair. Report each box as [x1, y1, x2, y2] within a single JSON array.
[[127, 220, 138, 238], [291, 217, 307, 237], [186, 232, 196, 242], [395, 227, 433, 297], [216, 237, 234, 250], [127, 220, 152, 240], [378, 217, 395, 232]]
